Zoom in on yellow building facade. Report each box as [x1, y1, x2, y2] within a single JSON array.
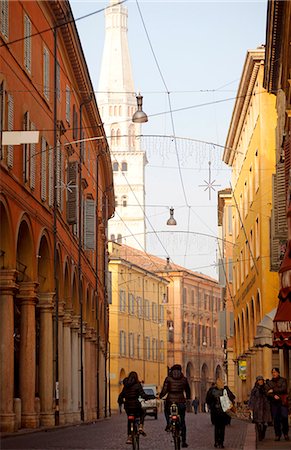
[[108, 243, 168, 412], [223, 48, 280, 402]]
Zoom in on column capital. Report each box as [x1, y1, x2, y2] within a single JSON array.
[[37, 292, 54, 310], [0, 269, 18, 293], [17, 281, 39, 305], [71, 315, 80, 330], [63, 309, 73, 326]]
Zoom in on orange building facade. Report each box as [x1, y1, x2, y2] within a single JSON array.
[[0, 0, 114, 432]]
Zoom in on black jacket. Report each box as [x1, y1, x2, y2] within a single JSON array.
[[160, 367, 191, 404], [206, 385, 235, 418], [266, 376, 288, 404], [118, 376, 150, 414]]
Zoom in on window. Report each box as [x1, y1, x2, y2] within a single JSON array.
[[137, 297, 142, 318], [244, 181, 248, 217], [254, 149, 259, 192], [122, 195, 127, 207], [30, 123, 36, 190], [250, 229, 254, 268], [43, 46, 49, 100], [110, 234, 115, 242], [144, 300, 150, 319], [191, 290, 194, 305], [240, 249, 244, 284], [23, 111, 30, 182], [145, 337, 150, 359], [152, 338, 157, 360], [249, 166, 253, 204], [1, 0, 8, 39], [24, 14, 31, 73], [228, 258, 233, 282], [119, 290, 126, 312], [152, 302, 158, 322], [255, 217, 260, 258], [121, 161, 127, 171], [160, 340, 164, 361], [137, 335, 141, 359], [129, 333, 134, 358], [183, 287, 187, 305], [159, 305, 164, 323], [73, 105, 78, 140], [116, 128, 121, 145], [114, 197, 118, 207], [117, 234, 122, 244], [119, 330, 126, 356], [41, 137, 47, 201], [128, 293, 135, 315], [113, 162, 118, 171], [66, 86, 70, 122], [6, 93, 14, 168]]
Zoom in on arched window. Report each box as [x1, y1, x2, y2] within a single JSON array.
[[122, 195, 127, 207], [113, 162, 118, 171], [109, 106, 113, 116], [121, 161, 127, 171], [115, 196, 118, 207], [111, 128, 115, 145], [119, 105, 122, 115], [110, 234, 115, 242], [117, 234, 122, 244], [116, 128, 121, 145], [114, 105, 117, 116]]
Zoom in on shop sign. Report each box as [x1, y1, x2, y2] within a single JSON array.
[[238, 360, 246, 380]]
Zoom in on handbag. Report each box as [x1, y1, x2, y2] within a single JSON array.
[[280, 394, 289, 407], [220, 388, 233, 413]]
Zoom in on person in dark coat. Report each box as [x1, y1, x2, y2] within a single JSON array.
[[248, 375, 272, 441], [266, 367, 289, 441], [118, 371, 151, 445], [192, 396, 199, 414], [205, 378, 235, 449], [160, 364, 191, 448]]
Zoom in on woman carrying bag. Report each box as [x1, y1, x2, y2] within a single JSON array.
[[206, 378, 235, 449], [248, 375, 272, 441]]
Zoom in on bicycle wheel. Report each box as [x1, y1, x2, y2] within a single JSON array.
[[173, 426, 181, 450]]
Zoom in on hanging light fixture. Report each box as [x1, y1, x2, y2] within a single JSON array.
[[164, 256, 172, 271], [132, 93, 148, 123], [167, 207, 177, 226]]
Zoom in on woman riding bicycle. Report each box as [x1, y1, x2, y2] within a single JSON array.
[[160, 364, 191, 448], [118, 371, 151, 445]]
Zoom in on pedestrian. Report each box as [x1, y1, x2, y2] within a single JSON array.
[[205, 378, 235, 449], [192, 396, 199, 414], [117, 371, 151, 445], [266, 367, 289, 441], [160, 364, 191, 448], [248, 375, 272, 441]]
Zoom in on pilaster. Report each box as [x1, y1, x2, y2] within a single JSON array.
[[71, 315, 80, 422], [17, 281, 39, 428], [0, 270, 18, 432], [63, 309, 73, 423]]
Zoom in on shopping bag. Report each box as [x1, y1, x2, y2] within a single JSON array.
[[220, 388, 233, 412]]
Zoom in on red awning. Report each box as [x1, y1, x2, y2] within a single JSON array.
[[273, 287, 291, 347]]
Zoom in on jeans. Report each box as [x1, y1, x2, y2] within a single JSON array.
[[165, 402, 187, 443], [271, 404, 289, 437], [214, 415, 226, 446]]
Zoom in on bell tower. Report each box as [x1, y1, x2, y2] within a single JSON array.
[[98, 0, 147, 250]]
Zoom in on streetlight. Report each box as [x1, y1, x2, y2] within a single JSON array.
[[166, 207, 177, 226], [132, 93, 148, 124]]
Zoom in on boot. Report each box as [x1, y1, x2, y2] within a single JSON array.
[[138, 424, 146, 436], [126, 435, 132, 444]]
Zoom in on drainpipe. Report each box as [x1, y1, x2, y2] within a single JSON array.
[[95, 152, 100, 419], [53, 25, 60, 426]]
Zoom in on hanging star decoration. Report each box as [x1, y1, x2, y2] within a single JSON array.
[[199, 161, 221, 200]]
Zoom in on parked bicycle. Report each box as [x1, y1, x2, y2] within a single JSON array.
[[128, 414, 140, 450], [169, 403, 181, 450]]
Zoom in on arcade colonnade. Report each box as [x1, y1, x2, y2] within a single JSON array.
[[0, 195, 106, 432]]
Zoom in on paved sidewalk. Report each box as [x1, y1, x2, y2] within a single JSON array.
[[257, 426, 291, 450]]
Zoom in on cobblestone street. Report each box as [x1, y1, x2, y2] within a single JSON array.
[[1, 412, 250, 450]]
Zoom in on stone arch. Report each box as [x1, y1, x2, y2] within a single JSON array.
[[37, 232, 53, 292], [0, 196, 14, 268], [200, 363, 209, 407], [16, 215, 35, 282], [185, 361, 194, 397]]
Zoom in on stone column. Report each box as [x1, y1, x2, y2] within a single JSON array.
[[71, 316, 80, 422], [84, 328, 91, 421], [17, 281, 38, 428], [91, 330, 97, 421], [38, 292, 54, 426], [57, 301, 65, 424], [63, 310, 73, 423], [0, 270, 18, 432]]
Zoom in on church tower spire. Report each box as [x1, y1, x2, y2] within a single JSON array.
[[98, 1, 147, 250]]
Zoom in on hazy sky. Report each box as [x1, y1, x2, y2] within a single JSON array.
[[70, 0, 267, 278]]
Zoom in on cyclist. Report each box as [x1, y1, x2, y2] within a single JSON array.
[[118, 371, 151, 445], [160, 364, 191, 448]]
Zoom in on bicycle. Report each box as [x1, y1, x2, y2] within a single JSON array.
[[169, 403, 181, 450], [128, 414, 140, 450]]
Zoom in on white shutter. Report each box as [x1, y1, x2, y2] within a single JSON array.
[[43, 46, 49, 100], [277, 162, 287, 232], [30, 122, 36, 189], [84, 198, 96, 250], [1, 0, 9, 39], [7, 93, 14, 168], [24, 14, 31, 73], [66, 161, 78, 224], [48, 146, 54, 207], [41, 137, 47, 201]]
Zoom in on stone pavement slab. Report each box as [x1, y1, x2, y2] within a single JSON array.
[[257, 426, 291, 450], [0, 411, 255, 450]]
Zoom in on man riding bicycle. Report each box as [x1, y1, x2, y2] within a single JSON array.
[[160, 364, 191, 448], [118, 371, 151, 445]]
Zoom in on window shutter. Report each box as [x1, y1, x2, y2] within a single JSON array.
[[56, 140, 61, 207], [7, 93, 14, 168], [218, 258, 226, 286], [24, 14, 31, 73], [43, 46, 49, 99], [107, 271, 112, 304], [1, 0, 9, 38], [277, 162, 287, 232], [22, 111, 30, 180], [41, 137, 47, 201], [48, 146, 54, 207], [0, 81, 5, 157], [30, 122, 36, 189], [56, 62, 60, 100], [84, 198, 96, 250], [67, 161, 78, 224]]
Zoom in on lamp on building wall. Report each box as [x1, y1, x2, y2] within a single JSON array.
[[166, 207, 177, 225], [202, 337, 207, 347], [132, 93, 148, 123], [164, 257, 172, 271]]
